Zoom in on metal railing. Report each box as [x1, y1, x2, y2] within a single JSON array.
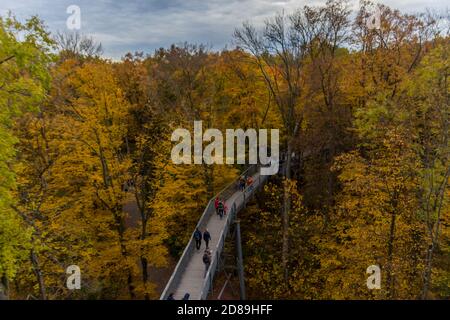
[[160, 164, 269, 300]]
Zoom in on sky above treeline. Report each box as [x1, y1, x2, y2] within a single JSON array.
[[1, 0, 448, 59]]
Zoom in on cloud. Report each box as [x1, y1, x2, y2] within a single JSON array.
[[1, 0, 448, 59]]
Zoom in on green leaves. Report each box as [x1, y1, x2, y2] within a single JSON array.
[[0, 14, 53, 283]]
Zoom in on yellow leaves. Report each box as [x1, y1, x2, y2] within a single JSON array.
[[152, 160, 239, 255], [325, 128, 428, 298], [3, 7, 448, 299], [7, 57, 165, 298], [243, 180, 314, 299]]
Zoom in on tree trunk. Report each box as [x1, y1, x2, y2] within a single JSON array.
[[140, 211, 150, 300], [0, 275, 9, 300], [30, 249, 47, 300], [282, 142, 292, 282], [140, 256, 149, 300], [126, 272, 135, 299], [114, 211, 135, 299], [386, 212, 397, 299], [422, 244, 434, 299], [421, 168, 448, 299]]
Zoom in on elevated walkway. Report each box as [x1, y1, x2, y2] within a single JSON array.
[[160, 165, 269, 300]]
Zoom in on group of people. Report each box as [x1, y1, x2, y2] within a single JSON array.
[[238, 175, 254, 192], [166, 228, 213, 300], [214, 197, 227, 219], [167, 177, 256, 301], [194, 228, 213, 277], [194, 227, 211, 250], [167, 292, 190, 300]]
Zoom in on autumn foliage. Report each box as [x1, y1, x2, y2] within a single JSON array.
[[0, 1, 449, 299]]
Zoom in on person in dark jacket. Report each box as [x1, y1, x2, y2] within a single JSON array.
[[182, 293, 190, 300], [194, 227, 202, 250], [217, 201, 225, 219], [167, 293, 175, 300], [203, 229, 211, 248], [239, 176, 246, 191], [202, 249, 211, 277]]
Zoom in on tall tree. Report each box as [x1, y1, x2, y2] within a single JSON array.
[[0, 14, 54, 299], [235, 0, 351, 282]]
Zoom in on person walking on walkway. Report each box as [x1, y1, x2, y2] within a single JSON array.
[[239, 176, 246, 191], [203, 249, 211, 277], [214, 197, 220, 214], [194, 227, 202, 250], [167, 293, 175, 300], [246, 176, 254, 192], [217, 200, 225, 219], [203, 229, 211, 248]]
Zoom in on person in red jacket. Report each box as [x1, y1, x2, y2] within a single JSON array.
[[214, 197, 219, 213]]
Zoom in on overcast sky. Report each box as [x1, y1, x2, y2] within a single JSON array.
[[1, 0, 448, 59]]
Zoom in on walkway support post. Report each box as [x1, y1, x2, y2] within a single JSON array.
[[235, 219, 246, 300]]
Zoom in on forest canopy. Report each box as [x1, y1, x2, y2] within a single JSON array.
[[0, 0, 449, 300]]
